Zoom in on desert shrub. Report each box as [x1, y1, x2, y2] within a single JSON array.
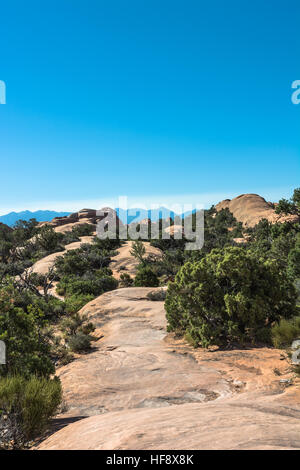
[[50, 336, 74, 366], [165, 247, 297, 348], [55, 246, 111, 277], [36, 225, 63, 253], [153, 250, 186, 281], [93, 237, 122, 251], [275, 188, 300, 215], [72, 223, 95, 237], [60, 312, 94, 337], [57, 272, 118, 297], [150, 237, 186, 252], [134, 266, 159, 287], [271, 317, 300, 348], [64, 294, 94, 314], [119, 273, 134, 287], [0, 375, 62, 448], [59, 312, 95, 353], [67, 332, 92, 352], [130, 240, 146, 264], [60, 231, 80, 245], [12, 219, 39, 244], [146, 288, 166, 301], [0, 287, 54, 378], [3, 283, 65, 321]]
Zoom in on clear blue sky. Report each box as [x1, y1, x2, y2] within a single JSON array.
[[0, 0, 299, 213]]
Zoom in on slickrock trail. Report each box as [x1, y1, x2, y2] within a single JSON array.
[[38, 287, 300, 450], [109, 241, 162, 279], [54, 288, 230, 417], [30, 236, 95, 275]]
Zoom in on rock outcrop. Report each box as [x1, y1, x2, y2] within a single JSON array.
[[36, 394, 300, 450], [40, 207, 121, 232], [109, 241, 162, 279], [37, 287, 300, 450], [29, 237, 95, 276], [215, 194, 299, 227]]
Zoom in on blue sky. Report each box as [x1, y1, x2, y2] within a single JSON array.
[[0, 0, 299, 213]]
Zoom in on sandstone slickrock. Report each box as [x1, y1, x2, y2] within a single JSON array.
[[30, 236, 95, 275], [109, 241, 162, 279], [37, 287, 300, 450], [40, 207, 122, 232], [215, 193, 299, 227], [36, 394, 300, 450], [164, 224, 184, 236]]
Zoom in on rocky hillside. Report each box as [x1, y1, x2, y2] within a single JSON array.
[[215, 193, 299, 227], [34, 192, 300, 234]]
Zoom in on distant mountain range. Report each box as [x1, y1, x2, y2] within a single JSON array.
[[0, 207, 196, 227], [0, 210, 71, 227]]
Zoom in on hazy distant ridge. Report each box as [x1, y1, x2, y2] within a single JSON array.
[[0, 210, 71, 226], [0, 207, 196, 227]]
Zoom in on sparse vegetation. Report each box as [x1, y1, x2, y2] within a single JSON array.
[[130, 240, 146, 264], [134, 265, 159, 287], [0, 375, 62, 449], [271, 317, 300, 349], [119, 273, 134, 287], [0, 188, 299, 446], [165, 247, 297, 348]]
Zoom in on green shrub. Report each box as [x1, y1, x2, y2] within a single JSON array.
[[55, 245, 112, 277], [93, 237, 122, 251], [57, 273, 118, 297], [64, 294, 94, 314], [165, 247, 297, 348], [119, 273, 133, 287], [59, 312, 95, 354], [0, 375, 62, 448], [130, 240, 146, 264], [0, 288, 54, 378], [72, 224, 95, 237], [36, 226, 63, 253], [134, 266, 159, 287], [68, 332, 92, 352], [60, 312, 93, 336], [271, 317, 300, 348], [61, 231, 80, 245]]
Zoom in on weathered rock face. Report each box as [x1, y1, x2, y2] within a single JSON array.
[[40, 207, 121, 231], [215, 193, 299, 227], [37, 287, 300, 450], [36, 394, 300, 450], [78, 209, 97, 220], [164, 224, 184, 236]]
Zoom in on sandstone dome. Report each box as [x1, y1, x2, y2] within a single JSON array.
[[215, 193, 299, 227]]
